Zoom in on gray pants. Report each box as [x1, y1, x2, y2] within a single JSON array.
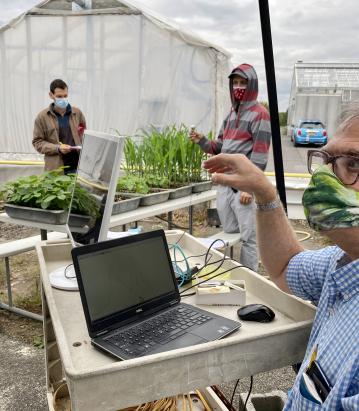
[[216, 185, 258, 271]]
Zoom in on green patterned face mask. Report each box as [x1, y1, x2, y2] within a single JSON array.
[[302, 165, 359, 231]]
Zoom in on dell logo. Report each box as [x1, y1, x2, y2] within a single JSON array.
[[136, 308, 143, 313]]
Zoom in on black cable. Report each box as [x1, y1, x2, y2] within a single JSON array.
[[174, 252, 213, 263], [203, 239, 226, 267], [155, 215, 189, 230], [179, 238, 244, 294], [179, 263, 252, 294], [176, 236, 243, 296], [181, 292, 196, 298], [230, 379, 240, 408], [193, 239, 227, 279], [242, 376, 254, 411], [64, 263, 75, 279], [173, 229, 186, 246]]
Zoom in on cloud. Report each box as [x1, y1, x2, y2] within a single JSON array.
[[137, 0, 359, 111], [2, 0, 358, 111]]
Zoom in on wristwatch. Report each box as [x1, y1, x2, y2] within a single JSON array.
[[255, 196, 282, 211]]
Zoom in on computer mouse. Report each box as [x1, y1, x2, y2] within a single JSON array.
[[237, 304, 275, 323]]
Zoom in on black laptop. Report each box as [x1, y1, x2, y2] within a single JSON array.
[[71, 229, 241, 360]]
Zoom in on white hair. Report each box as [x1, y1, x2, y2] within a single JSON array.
[[337, 102, 359, 132]]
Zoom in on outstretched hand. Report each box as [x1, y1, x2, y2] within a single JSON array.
[[202, 153, 274, 202]]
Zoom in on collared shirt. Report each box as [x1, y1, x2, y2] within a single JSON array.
[[284, 246, 359, 411]]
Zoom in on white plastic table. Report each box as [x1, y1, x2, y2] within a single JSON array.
[[37, 230, 315, 411]]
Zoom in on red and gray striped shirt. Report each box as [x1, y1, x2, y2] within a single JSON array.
[[199, 63, 271, 171]]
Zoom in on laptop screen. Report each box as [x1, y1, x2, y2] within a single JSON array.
[[76, 234, 177, 323]]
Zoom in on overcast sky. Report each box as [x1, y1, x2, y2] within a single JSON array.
[[1, 0, 358, 110]]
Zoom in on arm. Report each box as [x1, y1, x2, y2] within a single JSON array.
[[240, 110, 271, 204], [190, 116, 229, 155], [32, 116, 59, 155], [197, 121, 224, 155], [249, 109, 271, 171], [79, 110, 86, 131], [203, 153, 304, 292], [255, 188, 304, 292]]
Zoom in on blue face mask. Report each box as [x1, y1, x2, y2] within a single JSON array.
[[54, 98, 68, 109]]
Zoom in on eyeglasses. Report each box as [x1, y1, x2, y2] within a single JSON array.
[[307, 149, 359, 185]]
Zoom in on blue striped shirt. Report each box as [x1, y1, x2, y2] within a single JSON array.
[[283, 246, 359, 410]]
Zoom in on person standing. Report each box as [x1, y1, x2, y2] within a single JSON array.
[[190, 63, 271, 271], [32, 79, 86, 174]]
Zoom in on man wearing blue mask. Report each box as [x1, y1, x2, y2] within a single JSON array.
[[202, 107, 359, 410], [33, 79, 86, 173]]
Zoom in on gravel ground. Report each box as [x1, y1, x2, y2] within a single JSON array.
[[0, 212, 328, 410]]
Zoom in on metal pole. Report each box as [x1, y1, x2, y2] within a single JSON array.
[[5, 257, 13, 306], [189, 206, 194, 234], [167, 211, 173, 230], [0, 301, 43, 322], [40, 229, 48, 240], [258, 0, 287, 213]]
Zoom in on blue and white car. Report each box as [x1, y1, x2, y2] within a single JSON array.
[[290, 120, 327, 146]]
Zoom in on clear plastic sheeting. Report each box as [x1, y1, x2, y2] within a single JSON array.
[[0, 165, 44, 185], [0, 0, 231, 156]]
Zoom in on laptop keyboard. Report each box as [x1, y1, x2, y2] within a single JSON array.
[[103, 306, 212, 357]]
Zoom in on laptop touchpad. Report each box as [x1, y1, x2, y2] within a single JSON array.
[[151, 333, 207, 353], [191, 319, 236, 340]]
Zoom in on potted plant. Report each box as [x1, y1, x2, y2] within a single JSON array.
[[0, 169, 100, 225], [112, 175, 146, 214], [120, 124, 212, 202], [116, 174, 170, 207]]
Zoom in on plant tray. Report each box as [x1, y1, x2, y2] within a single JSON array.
[[4, 203, 67, 225], [68, 213, 91, 228], [112, 195, 141, 215], [136, 190, 171, 206], [168, 185, 192, 199], [191, 181, 212, 193]]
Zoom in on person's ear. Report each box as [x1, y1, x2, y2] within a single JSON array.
[[49, 91, 54, 100]]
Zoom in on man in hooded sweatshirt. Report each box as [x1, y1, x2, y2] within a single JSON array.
[[190, 63, 271, 271]]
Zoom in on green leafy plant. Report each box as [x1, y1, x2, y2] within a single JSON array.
[[33, 336, 44, 349], [71, 183, 100, 218], [117, 175, 149, 194], [145, 174, 170, 189], [0, 170, 73, 210], [0, 169, 100, 218]]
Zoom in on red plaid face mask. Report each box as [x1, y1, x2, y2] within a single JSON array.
[[233, 87, 246, 101]]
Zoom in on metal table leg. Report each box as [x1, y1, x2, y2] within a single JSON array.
[[167, 211, 173, 230], [189, 206, 193, 234]]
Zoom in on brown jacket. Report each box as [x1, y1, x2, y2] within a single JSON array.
[[32, 104, 86, 171]]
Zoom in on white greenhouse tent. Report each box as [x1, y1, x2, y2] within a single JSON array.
[[287, 62, 359, 138], [0, 0, 231, 165]]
